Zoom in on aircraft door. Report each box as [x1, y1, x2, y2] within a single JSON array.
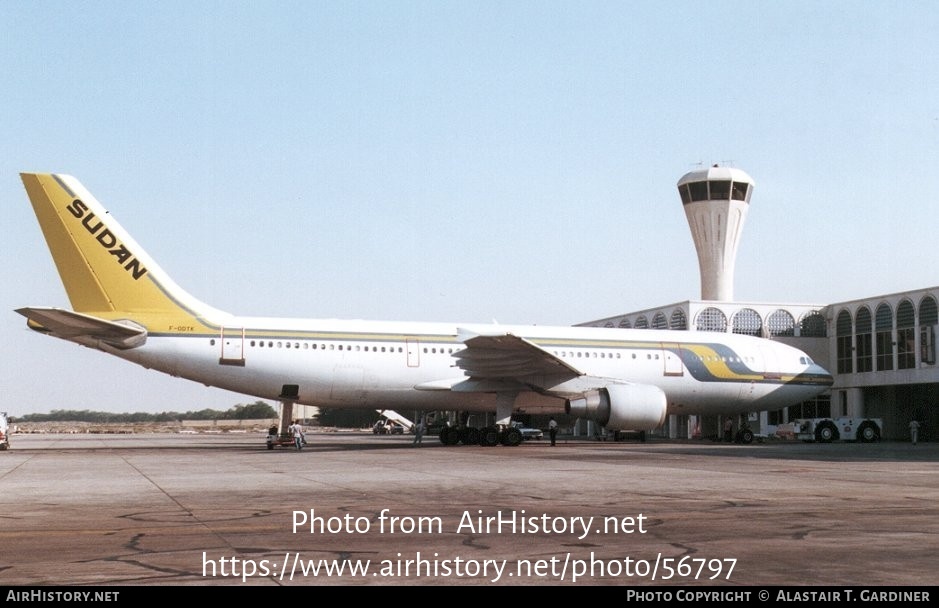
[[662, 343, 684, 376], [219, 327, 246, 366], [406, 338, 420, 367], [746, 344, 779, 402], [757, 345, 778, 379]]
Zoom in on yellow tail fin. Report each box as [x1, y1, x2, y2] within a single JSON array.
[[21, 173, 225, 331]]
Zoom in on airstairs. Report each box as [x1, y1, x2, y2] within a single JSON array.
[[376, 409, 414, 431]]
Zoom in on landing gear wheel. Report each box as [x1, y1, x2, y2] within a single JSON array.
[[441, 426, 461, 445], [815, 421, 838, 443], [461, 427, 481, 445], [737, 429, 754, 444], [438, 427, 453, 445], [501, 427, 523, 446], [479, 426, 500, 447], [857, 421, 879, 443]]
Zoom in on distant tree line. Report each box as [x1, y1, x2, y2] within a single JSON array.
[[316, 408, 381, 428], [15, 400, 278, 423]]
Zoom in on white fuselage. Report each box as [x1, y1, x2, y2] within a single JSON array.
[[103, 317, 832, 417]]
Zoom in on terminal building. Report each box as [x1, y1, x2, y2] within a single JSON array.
[[576, 166, 937, 442]]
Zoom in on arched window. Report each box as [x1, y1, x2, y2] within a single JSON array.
[[836, 309, 853, 374], [732, 308, 762, 336], [652, 312, 668, 329], [856, 306, 873, 372], [670, 309, 688, 330], [800, 311, 827, 337], [897, 300, 915, 369], [618, 318, 631, 329], [767, 310, 795, 337], [920, 295, 937, 365], [634, 316, 649, 329], [696, 307, 727, 332], [875, 303, 893, 371]]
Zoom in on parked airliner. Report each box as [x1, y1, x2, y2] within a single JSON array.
[[17, 174, 833, 446]]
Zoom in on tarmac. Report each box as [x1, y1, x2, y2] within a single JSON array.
[[0, 431, 936, 587]]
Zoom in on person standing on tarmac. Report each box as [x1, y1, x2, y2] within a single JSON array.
[[289, 419, 305, 451], [549, 417, 558, 446], [910, 419, 921, 445], [413, 416, 425, 447]]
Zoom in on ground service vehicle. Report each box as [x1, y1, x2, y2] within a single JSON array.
[[510, 421, 543, 440], [794, 417, 882, 443], [373, 421, 404, 435], [266, 425, 307, 449], [0, 412, 10, 450]]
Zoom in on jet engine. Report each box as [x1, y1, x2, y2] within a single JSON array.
[[565, 384, 667, 430]]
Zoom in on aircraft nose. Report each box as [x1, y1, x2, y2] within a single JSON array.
[[816, 364, 835, 387]]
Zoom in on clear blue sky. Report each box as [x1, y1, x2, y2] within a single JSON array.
[[2, 1, 937, 415]]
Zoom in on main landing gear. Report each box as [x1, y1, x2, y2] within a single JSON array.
[[438, 424, 523, 447], [438, 392, 525, 447]]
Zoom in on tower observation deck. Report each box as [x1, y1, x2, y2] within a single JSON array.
[[677, 165, 754, 301]]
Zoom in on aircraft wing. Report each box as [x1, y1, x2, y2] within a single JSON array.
[[454, 332, 582, 378], [414, 330, 622, 397], [15, 307, 147, 349]]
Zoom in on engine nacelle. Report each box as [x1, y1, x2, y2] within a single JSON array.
[[565, 384, 667, 430]]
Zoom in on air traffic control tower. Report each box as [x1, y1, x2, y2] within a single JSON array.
[[677, 165, 754, 301]]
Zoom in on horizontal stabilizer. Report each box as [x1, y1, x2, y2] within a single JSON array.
[[16, 307, 147, 349]]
